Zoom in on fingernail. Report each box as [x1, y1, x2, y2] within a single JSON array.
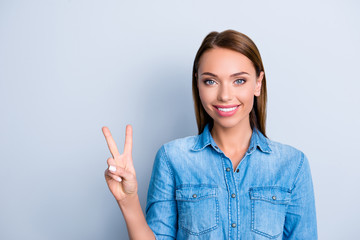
[[117, 177, 122, 182], [109, 165, 116, 172]]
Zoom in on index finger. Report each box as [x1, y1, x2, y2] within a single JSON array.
[[102, 126, 121, 159], [123, 124, 133, 155]]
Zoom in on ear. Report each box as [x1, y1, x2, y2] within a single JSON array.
[[254, 71, 264, 97]]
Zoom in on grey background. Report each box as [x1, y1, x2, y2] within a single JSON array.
[[0, 0, 359, 239]]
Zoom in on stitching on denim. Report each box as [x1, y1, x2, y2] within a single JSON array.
[[250, 197, 284, 239], [249, 186, 291, 193], [190, 135, 202, 151], [249, 186, 291, 204], [251, 194, 255, 235], [234, 178, 240, 240], [254, 128, 272, 153], [180, 224, 219, 236], [220, 157, 232, 238], [251, 198, 290, 205], [175, 183, 218, 189], [216, 195, 219, 232], [161, 145, 175, 179], [190, 131, 211, 151], [290, 152, 305, 191], [176, 195, 216, 201], [251, 228, 282, 239], [175, 185, 217, 201], [177, 188, 219, 236]]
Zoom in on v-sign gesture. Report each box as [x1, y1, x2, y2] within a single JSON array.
[[103, 125, 138, 202], [102, 125, 156, 240]]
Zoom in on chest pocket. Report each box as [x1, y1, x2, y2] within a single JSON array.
[[249, 187, 291, 239], [175, 185, 219, 235]]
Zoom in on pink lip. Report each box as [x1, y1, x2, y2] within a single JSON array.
[[213, 105, 240, 117], [214, 104, 239, 108]]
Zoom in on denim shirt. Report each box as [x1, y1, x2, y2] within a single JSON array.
[[145, 125, 317, 240]]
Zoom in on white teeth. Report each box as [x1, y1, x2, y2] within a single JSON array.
[[218, 106, 238, 112]]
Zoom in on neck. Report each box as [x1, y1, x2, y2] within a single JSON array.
[[211, 121, 253, 153]]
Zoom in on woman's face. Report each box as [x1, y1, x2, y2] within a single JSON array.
[[197, 47, 264, 130]]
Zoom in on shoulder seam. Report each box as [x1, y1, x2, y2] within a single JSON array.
[[290, 151, 305, 191], [161, 145, 175, 179]]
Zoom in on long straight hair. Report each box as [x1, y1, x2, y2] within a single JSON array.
[[192, 30, 268, 137]]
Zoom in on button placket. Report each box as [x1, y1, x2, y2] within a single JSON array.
[[222, 157, 238, 238]]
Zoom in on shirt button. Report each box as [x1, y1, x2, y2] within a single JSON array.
[[226, 167, 231, 172], [272, 196, 276, 200], [236, 169, 239, 173], [214, 146, 218, 149], [231, 193, 236, 198], [192, 194, 197, 198], [231, 223, 236, 228]]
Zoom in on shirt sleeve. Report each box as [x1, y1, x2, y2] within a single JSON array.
[[283, 152, 318, 239], [145, 145, 177, 240]]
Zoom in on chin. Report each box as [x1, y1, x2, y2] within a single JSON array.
[[212, 117, 248, 130]]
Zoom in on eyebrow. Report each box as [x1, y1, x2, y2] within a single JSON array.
[[200, 72, 249, 77]]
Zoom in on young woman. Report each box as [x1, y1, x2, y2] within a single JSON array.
[[103, 30, 318, 240]]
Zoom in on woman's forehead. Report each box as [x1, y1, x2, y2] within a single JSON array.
[[198, 48, 256, 76]]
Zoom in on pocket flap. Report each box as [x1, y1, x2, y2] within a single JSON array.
[[176, 185, 217, 201], [249, 187, 291, 204]]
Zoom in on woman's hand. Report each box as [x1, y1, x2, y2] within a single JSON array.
[[103, 125, 138, 202]]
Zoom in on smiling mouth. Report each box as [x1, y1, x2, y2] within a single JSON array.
[[214, 105, 240, 112], [213, 105, 240, 116], [217, 106, 238, 112]]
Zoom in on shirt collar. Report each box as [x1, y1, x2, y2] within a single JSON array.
[[191, 124, 272, 154]]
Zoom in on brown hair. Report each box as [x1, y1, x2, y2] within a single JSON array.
[[192, 30, 267, 137]]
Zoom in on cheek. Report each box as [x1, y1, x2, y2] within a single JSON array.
[[198, 88, 206, 109], [198, 86, 214, 106], [237, 87, 254, 102]]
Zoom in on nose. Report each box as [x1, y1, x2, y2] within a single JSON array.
[[217, 84, 233, 102]]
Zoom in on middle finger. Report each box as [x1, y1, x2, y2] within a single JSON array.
[[102, 126, 121, 160]]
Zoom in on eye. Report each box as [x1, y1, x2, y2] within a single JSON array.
[[204, 79, 216, 85], [234, 79, 245, 85]]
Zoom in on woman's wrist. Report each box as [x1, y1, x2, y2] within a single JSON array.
[[116, 193, 155, 240], [117, 193, 139, 208]]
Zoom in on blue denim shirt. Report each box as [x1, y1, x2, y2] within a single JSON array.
[[145, 124, 317, 240]]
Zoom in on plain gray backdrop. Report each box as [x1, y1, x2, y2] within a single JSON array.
[[1, 0, 359, 239]]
